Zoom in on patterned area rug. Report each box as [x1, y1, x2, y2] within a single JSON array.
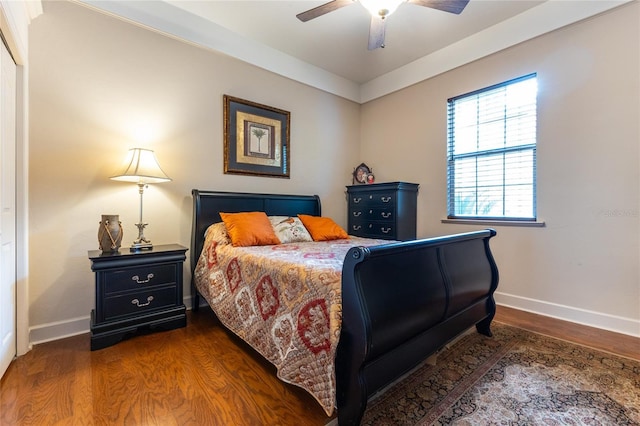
[[355, 323, 639, 425]]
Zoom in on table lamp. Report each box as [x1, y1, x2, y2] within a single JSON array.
[[111, 148, 171, 250]]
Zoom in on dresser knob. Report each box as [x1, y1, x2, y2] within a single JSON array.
[[381, 212, 391, 218], [381, 196, 391, 203], [353, 197, 362, 203], [131, 296, 154, 307], [353, 225, 361, 231], [353, 211, 362, 217], [132, 273, 154, 284], [381, 227, 391, 234]]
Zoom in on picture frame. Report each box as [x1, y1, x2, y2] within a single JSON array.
[[223, 95, 290, 178], [352, 163, 373, 185]]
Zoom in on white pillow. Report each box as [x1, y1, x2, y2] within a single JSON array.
[[268, 216, 313, 244]]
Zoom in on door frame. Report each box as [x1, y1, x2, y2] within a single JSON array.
[[0, 1, 43, 357]]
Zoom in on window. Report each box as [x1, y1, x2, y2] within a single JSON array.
[[447, 74, 537, 221]]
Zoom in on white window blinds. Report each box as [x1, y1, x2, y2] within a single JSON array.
[[447, 74, 537, 220]]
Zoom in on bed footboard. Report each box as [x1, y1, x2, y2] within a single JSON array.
[[335, 229, 498, 425]]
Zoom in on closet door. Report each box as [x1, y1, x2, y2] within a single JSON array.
[[0, 39, 17, 379]]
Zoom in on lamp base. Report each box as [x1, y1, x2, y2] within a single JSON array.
[[130, 241, 153, 251], [130, 222, 153, 251]]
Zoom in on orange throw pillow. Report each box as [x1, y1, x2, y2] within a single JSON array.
[[297, 214, 349, 241], [219, 212, 281, 247]]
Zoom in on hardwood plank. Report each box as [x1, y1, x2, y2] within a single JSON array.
[[1, 306, 637, 425], [494, 305, 639, 361], [0, 309, 329, 425]]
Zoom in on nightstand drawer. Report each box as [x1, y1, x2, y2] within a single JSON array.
[[103, 286, 177, 321], [104, 264, 177, 294]]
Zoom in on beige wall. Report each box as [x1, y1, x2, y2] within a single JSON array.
[[28, 1, 360, 341], [28, 1, 639, 342], [361, 3, 640, 335]]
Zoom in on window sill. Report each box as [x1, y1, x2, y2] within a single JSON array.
[[441, 218, 546, 227]]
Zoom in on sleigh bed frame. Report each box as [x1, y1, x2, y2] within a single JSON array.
[[190, 189, 499, 425]]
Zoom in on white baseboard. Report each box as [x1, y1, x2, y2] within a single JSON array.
[[29, 315, 91, 346], [29, 295, 199, 346], [495, 291, 640, 338]]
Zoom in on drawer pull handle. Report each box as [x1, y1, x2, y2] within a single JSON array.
[[132, 273, 154, 284], [353, 211, 362, 217], [381, 227, 392, 234], [381, 196, 392, 203], [131, 296, 154, 307], [381, 212, 391, 218], [353, 225, 362, 231], [353, 197, 362, 204]]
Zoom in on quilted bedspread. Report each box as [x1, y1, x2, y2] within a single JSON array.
[[193, 227, 388, 416]]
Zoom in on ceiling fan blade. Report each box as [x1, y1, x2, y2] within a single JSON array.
[[407, 0, 470, 14], [296, 0, 355, 22], [368, 17, 386, 50]]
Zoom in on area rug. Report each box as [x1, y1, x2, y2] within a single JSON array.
[[354, 323, 639, 425]]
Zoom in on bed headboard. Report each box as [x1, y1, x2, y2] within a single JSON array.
[[190, 189, 321, 276]]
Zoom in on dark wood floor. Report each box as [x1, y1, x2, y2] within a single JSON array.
[[1, 306, 637, 425]]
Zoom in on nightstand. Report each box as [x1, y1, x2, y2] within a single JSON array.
[[88, 244, 188, 350], [347, 182, 419, 241]]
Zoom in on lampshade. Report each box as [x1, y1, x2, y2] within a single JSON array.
[[359, 0, 405, 17], [111, 148, 171, 184]]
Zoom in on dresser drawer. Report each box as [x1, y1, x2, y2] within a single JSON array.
[[102, 285, 178, 321], [349, 191, 396, 207], [350, 206, 395, 222], [349, 221, 395, 238], [103, 263, 177, 294]]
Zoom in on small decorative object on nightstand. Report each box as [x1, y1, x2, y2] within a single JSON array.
[[97, 214, 123, 253], [346, 181, 419, 241], [88, 243, 187, 350]]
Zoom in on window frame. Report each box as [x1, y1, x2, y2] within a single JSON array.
[[446, 73, 538, 223]]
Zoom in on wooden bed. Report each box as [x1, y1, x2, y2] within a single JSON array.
[[190, 189, 499, 425]]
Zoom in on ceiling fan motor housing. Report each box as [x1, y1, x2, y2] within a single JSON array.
[[359, 0, 405, 18]]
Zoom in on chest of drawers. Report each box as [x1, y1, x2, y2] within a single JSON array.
[[347, 182, 419, 241], [88, 244, 187, 350]]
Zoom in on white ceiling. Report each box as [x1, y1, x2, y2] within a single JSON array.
[[166, 0, 545, 83], [80, 0, 630, 103]]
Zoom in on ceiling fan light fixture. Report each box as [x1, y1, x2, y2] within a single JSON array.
[[359, 0, 406, 18]]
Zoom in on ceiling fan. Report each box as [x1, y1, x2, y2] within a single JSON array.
[[296, 0, 470, 50]]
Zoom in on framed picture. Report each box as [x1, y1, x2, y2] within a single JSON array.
[[352, 163, 373, 185], [223, 95, 290, 178]]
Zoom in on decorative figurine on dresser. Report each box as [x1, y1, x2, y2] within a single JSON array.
[[88, 244, 188, 350], [346, 181, 419, 241]]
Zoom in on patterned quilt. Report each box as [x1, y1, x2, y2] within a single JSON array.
[[193, 224, 389, 415]]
